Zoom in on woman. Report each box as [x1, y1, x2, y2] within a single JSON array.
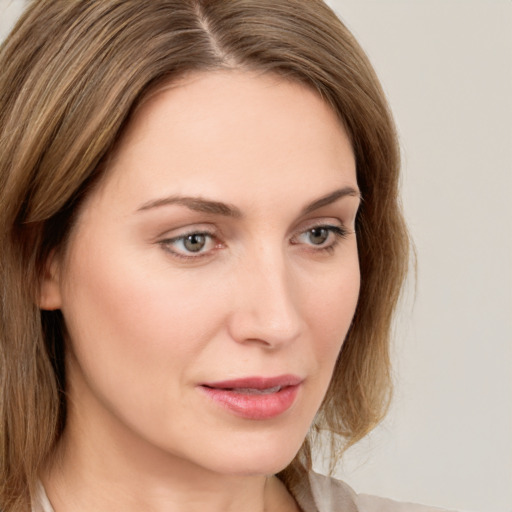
[[0, 1, 444, 511]]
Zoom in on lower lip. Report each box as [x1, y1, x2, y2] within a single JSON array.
[[199, 384, 300, 420]]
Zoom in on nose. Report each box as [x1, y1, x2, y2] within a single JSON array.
[[227, 249, 304, 349]]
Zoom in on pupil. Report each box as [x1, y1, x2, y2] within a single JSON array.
[[309, 227, 328, 245], [184, 234, 206, 252]]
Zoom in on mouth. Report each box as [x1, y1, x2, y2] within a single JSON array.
[[218, 385, 283, 395], [198, 375, 303, 420]]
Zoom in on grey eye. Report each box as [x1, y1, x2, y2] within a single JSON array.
[[183, 234, 207, 252], [307, 227, 329, 245], [292, 224, 347, 251]]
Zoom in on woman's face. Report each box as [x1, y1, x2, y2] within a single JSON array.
[[43, 71, 360, 477]]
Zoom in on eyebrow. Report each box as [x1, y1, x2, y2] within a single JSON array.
[[136, 186, 360, 218], [300, 186, 361, 215], [137, 196, 242, 217]]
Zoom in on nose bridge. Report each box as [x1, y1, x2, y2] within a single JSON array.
[[229, 244, 302, 347]]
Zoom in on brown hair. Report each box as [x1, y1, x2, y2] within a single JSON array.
[[0, 0, 408, 510]]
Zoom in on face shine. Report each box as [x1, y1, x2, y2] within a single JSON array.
[[43, 71, 361, 479]]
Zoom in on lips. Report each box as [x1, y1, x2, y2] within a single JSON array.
[[199, 375, 302, 420]]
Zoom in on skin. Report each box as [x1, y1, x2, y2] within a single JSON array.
[[40, 71, 361, 512]]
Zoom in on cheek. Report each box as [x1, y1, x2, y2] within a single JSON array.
[[59, 238, 228, 403], [297, 253, 360, 394], [59, 246, 240, 458], [305, 259, 360, 348]]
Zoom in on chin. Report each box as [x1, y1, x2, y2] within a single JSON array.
[[207, 451, 299, 478], [192, 427, 307, 477]]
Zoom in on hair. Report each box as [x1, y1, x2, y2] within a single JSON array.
[[0, 0, 409, 510]]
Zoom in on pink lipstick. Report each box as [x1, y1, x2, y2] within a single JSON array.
[[199, 375, 302, 420]]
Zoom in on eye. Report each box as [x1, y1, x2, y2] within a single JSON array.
[[160, 231, 218, 259], [292, 224, 348, 251], [181, 233, 208, 252], [306, 227, 331, 245]]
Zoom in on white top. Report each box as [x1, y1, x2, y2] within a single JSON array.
[[32, 471, 458, 512], [290, 471, 458, 512]]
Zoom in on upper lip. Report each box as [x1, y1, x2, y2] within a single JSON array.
[[201, 375, 303, 390]]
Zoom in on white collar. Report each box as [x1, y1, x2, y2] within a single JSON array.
[[32, 481, 55, 512]]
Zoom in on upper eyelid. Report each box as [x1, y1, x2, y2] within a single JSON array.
[[292, 224, 348, 242], [156, 210, 353, 237], [153, 206, 352, 233], [156, 223, 218, 240], [292, 217, 349, 234], [166, 229, 216, 240], [158, 219, 349, 241]]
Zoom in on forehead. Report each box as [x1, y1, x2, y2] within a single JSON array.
[[85, 70, 356, 216]]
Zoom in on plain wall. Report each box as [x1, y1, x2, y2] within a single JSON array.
[[2, 1, 511, 511], [0, 0, 24, 39], [324, 2, 512, 512]]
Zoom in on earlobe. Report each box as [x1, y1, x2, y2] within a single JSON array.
[[38, 251, 63, 311]]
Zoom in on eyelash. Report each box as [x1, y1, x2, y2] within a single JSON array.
[[290, 224, 349, 254], [159, 230, 219, 261], [159, 224, 350, 261]]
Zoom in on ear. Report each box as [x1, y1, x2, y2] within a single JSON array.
[[38, 251, 63, 311]]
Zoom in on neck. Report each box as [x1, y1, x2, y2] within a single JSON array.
[[41, 389, 298, 512]]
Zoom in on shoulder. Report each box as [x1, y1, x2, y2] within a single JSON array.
[[293, 471, 458, 512], [355, 493, 458, 512]]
